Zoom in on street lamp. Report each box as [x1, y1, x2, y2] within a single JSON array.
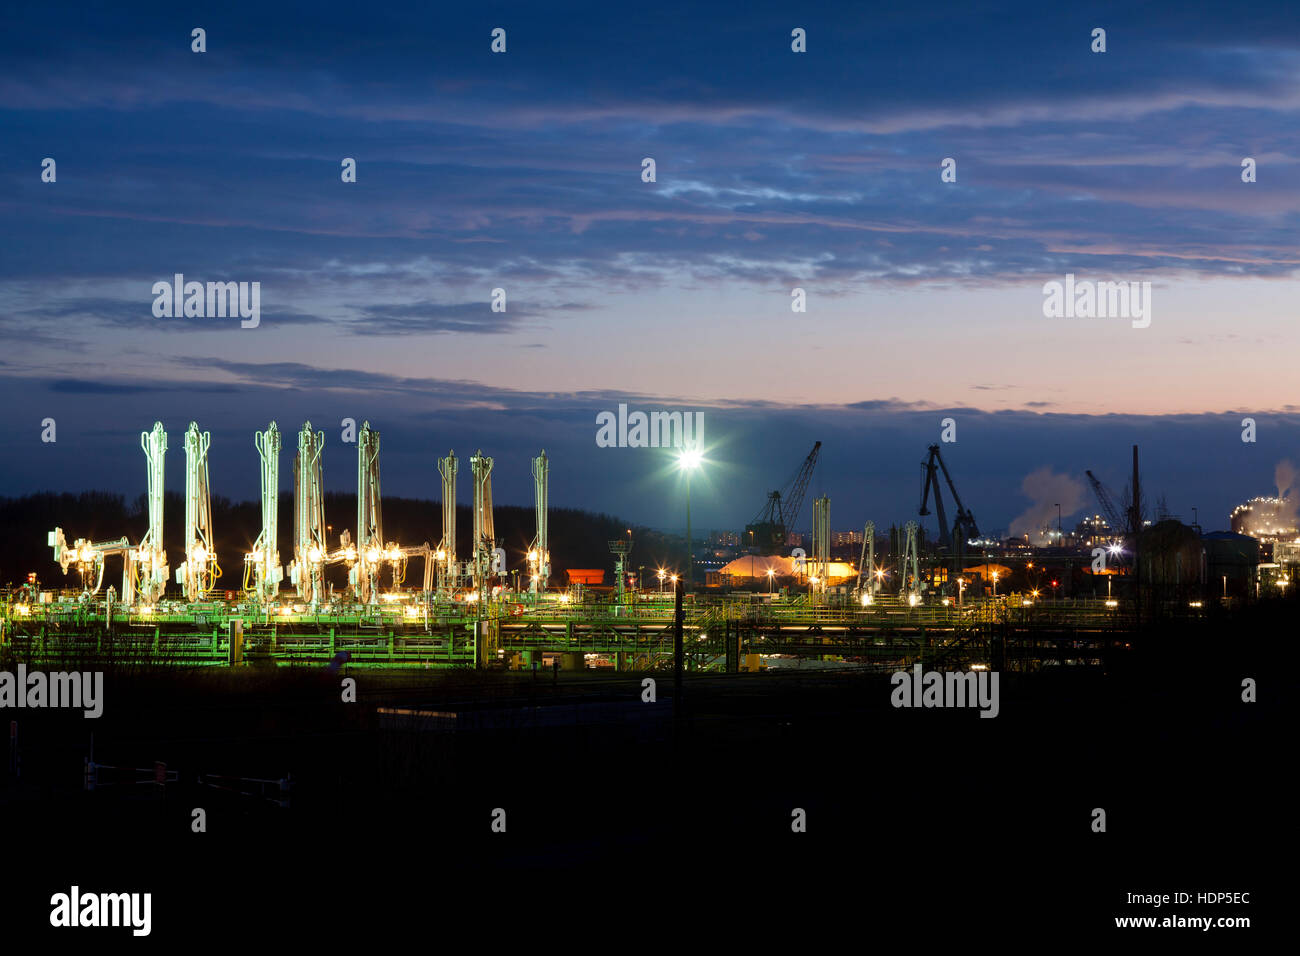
[[1056, 503, 1062, 547], [657, 568, 666, 595], [991, 571, 999, 597], [677, 447, 703, 589], [766, 567, 775, 594]]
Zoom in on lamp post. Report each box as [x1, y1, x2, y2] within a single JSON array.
[[677, 447, 703, 590], [1056, 503, 1062, 547], [657, 568, 666, 596], [766, 567, 775, 594]]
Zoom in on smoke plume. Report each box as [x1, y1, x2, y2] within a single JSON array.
[[1009, 467, 1088, 545]]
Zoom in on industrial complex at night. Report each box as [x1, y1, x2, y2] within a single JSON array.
[[4, 422, 1294, 677], [1, 0, 1287, 942]]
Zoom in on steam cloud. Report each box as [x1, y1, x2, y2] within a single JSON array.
[[1275, 459, 1298, 523], [1009, 467, 1088, 545]]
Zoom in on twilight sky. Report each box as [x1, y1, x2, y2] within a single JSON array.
[[1, 0, 1298, 538]]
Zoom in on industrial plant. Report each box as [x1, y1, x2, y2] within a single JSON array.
[[4, 423, 1292, 676]]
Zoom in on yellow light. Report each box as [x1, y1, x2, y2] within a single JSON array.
[[860, 593, 872, 606], [1105, 599, 1118, 608], [670, 575, 678, 583], [559, 593, 571, 604], [14, 604, 29, 615], [140, 605, 154, 615], [404, 606, 420, 618], [345, 547, 356, 561], [436, 550, 446, 560], [908, 594, 919, 606], [79, 546, 95, 563], [366, 548, 381, 563], [528, 550, 538, 562], [192, 544, 208, 562], [308, 546, 322, 562]]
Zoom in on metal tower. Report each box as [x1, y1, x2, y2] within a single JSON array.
[[811, 496, 830, 595], [137, 422, 169, 604], [855, 520, 877, 602], [288, 423, 327, 606], [529, 450, 550, 592], [901, 520, 921, 602], [352, 421, 383, 604], [176, 422, 217, 603], [609, 537, 632, 605], [470, 450, 495, 600], [244, 422, 283, 602], [437, 451, 458, 595]]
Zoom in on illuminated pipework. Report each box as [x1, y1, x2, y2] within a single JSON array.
[[287, 422, 327, 606], [470, 449, 496, 599], [811, 496, 830, 596], [351, 421, 384, 604], [437, 451, 458, 595], [855, 520, 877, 603], [529, 450, 550, 592], [900, 519, 920, 601], [173, 422, 218, 603], [243, 422, 283, 602], [137, 422, 169, 604]]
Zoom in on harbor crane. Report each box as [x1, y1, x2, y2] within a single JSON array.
[[919, 444, 980, 549], [919, 444, 978, 592], [746, 441, 821, 553], [1085, 470, 1128, 540]]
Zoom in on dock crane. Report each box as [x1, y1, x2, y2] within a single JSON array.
[[1085, 470, 1128, 540], [746, 441, 821, 553], [919, 444, 979, 590], [919, 444, 980, 548]]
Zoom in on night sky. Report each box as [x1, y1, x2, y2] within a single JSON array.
[[2, 1, 1298, 538]]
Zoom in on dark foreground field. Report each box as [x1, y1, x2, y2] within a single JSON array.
[[1, 627, 1288, 944]]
